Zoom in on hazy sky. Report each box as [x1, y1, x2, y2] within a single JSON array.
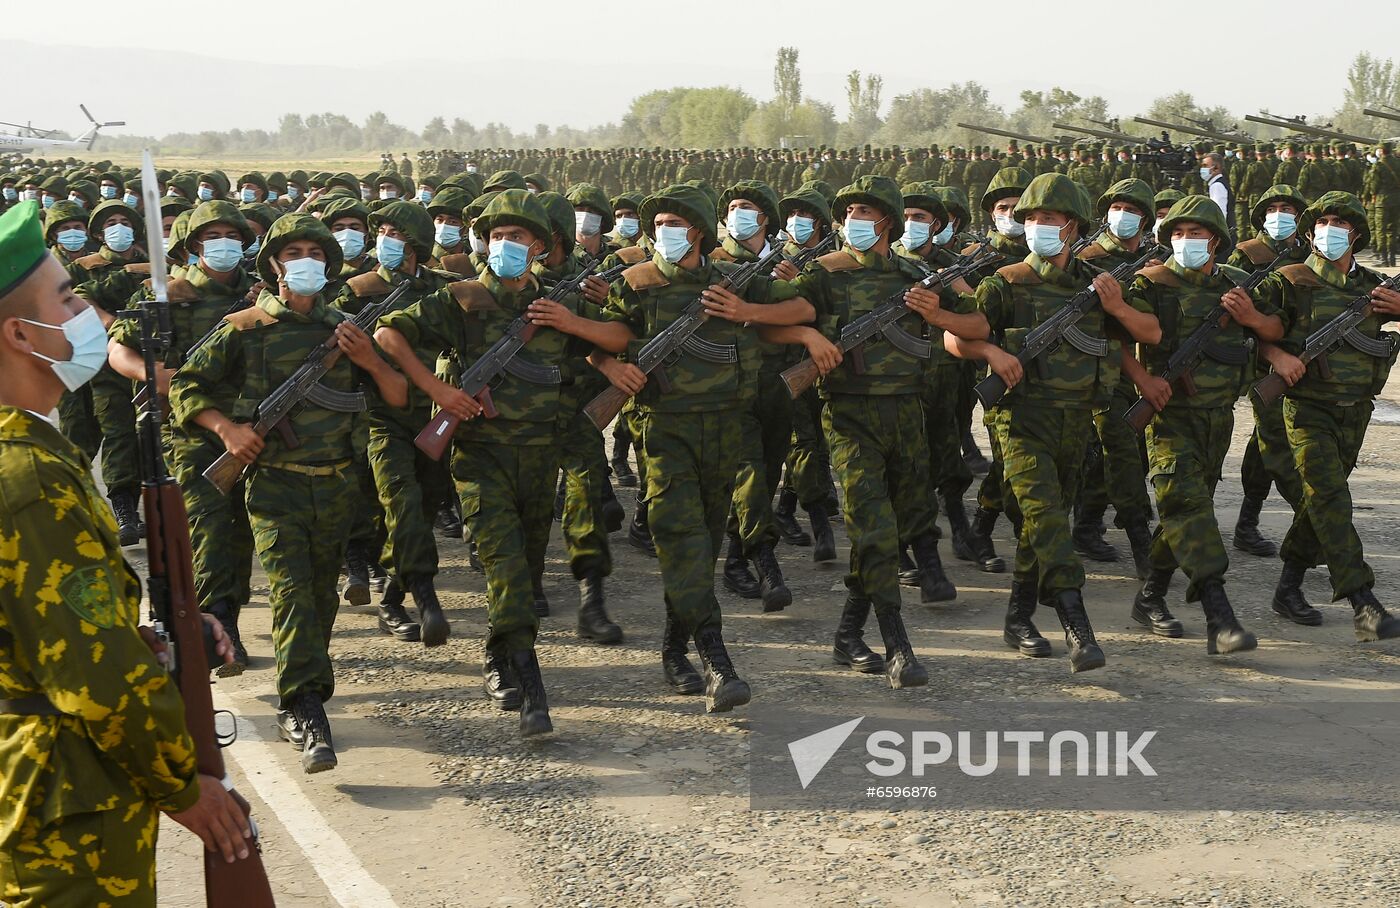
[[2, 2, 1396, 138]]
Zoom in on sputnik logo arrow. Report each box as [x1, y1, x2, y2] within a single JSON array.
[[788, 717, 864, 789]]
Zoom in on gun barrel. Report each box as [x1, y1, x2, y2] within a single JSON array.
[[954, 123, 1057, 145], [1244, 114, 1376, 145], [1052, 121, 1147, 144], [1363, 108, 1400, 126], [1131, 116, 1245, 143]]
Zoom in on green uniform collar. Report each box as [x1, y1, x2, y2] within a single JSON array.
[[721, 234, 769, 263], [1307, 253, 1362, 291], [1024, 252, 1080, 289], [990, 232, 1027, 255], [839, 244, 899, 272], [256, 289, 339, 326], [654, 253, 714, 284], [185, 262, 255, 297], [1164, 256, 1224, 287], [1097, 231, 1141, 256], [479, 268, 540, 311]]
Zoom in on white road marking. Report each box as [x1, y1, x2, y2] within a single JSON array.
[[215, 691, 401, 908]]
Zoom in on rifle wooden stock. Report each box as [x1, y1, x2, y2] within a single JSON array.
[[973, 371, 1008, 409], [584, 384, 632, 431], [201, 450, 248, 496], [780, 357, 822, 398], [413, 389, 498, 461], [1122, 396, 1157, 433], [1251, 371, 1289, 406]]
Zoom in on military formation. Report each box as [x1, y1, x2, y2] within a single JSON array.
[[3, 129, 1400, 903]]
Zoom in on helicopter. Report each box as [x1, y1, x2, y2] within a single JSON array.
[[0, 105, 124, 153]]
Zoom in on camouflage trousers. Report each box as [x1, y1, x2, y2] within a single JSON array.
[[346, 412, 386, 558], [57, 385, 101, 461], [0, 801, 160, 907], [639, 409, 740, 636], [924, 363, 973, 502], [562, 408, 613, 580], [171, 435, 253, 618], [976, 409, 1007, 514], [1079, 381, 1152, 523], [994, 404, 1092, 600], [783, 385, 830, 510], [1240, 395, 1303, 508], [369, 407, 449, 582], [1280, 398, 1375, 600], [91, 366, 140, 496], [246, 465, 352, 708], [728, 371, 793, 555], [1371, 200, 1395, 256], [1145, 406, 1233, 602], [824, 394, 934, 617], [453, 441, 558, 653]]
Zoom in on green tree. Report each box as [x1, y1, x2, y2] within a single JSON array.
[[774, 47, 802, 118]]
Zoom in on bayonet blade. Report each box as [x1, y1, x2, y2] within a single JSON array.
[[140, 150, 169, 304]]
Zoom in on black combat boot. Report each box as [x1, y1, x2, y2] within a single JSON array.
[[368, 560, 387, 595], [1349, 587, 1400, 641], [943, 491, 976, 562], [377, 598, 421, 641], [1003, 578, 1051, 657], [109, 487, 144, 547], [968, 507, 1006, 573], [409, 576, 451, 647], [807, 502, 837, 563], [628, 499, 657, 557], [774, 487, 812, 546], [1232, 496, 1277, 557], [832, 596, 884, 673], [1200, 581, 1257, 655], [207, 600, 247, 677], [1072, 504, 1118, 562], [961, 428, 990, 475], [600, 475, 625, 533], [275, 706, 304, 748], [293, 691, 337, 774], [753, 543, 792, 613], [468, 540, 483, 572], [553, 473, 566, 521], [1131, 568, 1184, 637], [875, 609, 928, 689], [342, 540, 371, 607], [482, 647, 521, 710], [610, 433, 637, 487], [508, 649, 552, 737], [694, 627, 752, 713], [531, 574, 550, 617], [1123, 516, 1154, 581], [577, 573, 623, 643], [910, 535, 956, 603], [1052, 590, 1106, 673], [381, 573, 405, 607], [662, 614, 703, 694], [898, 546, 920, 587], [1272, 561, 1322, 626], [434, 500, 462, 540], [722, 533, 761, 599]]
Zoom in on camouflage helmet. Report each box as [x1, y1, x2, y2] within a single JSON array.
[[1298, 191, 1370, 254], [800, 179, 836, 207], [369, 200, 435, 263], [718, 180, 781, 238], [1153, 188, 1185, 212], [1014, 173, 1094, 233], [312, 196, 371, 229], [441, 171, 484, 197], [833, 175, 905, 242], [375, 171, 408, 198], [42, 200, 88, 241], [1155, 195, 1234, 259], [523, 173, 550, 192], [980, 167, 1032, 214], [779, 186, 833, 227], [639, 184, 719, 254], [610, 191, 644, 214], [184, 200, 256, 249], [465, 190, 501, 223], [236, 171, 268, 193], [198, 171, 230, 199], [427, 187, 472, 221], [255, 212, 344, 287], [899, 181, 950, 229], [326, 172, 360, 194], [67, 180, 100, 209], [474, 189, 554, 252], [1096, 178, 1155, 219], [168, 209, 194, 263], [1249, 184, 1307, 231], [483, 170, 527, 192], [565, 182, 615, 235], [534, 191, 578, 256], [931, 186, 972, 231], [238, 202, 279, 234], [39, 174, 69, 198], [86, 199, 142, 242]]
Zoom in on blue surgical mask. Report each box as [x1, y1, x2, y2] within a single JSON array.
[[377, 234, 407, 270], [198, 186, 215, 202], [244, 237, 261, 260], [104, 223, 135, 253], [1, 187, 15, 202], [122, 192, 139, 208], [487, 238, 532, 279], [41, 194, 56, 209], [933, 222, 955, 246], [1172, 237, 1212, 270], [381, 189, 398, 200], [68, 195, 86, 209], [902, 219, 932, 250], [1025, 221, 1068, 257], [994, 213, 1025, 238], [334, 228, 366, 260], [1263, 211, 1296, 241], [576, 211, 603, 237], [616, 216, 639, 239], [418, 189, 433, 204], [267, 191, 279, 202], [240, 188, 258, 203], [20, 306, 109, 391], [287, 187, 301, 200], [435, 223, 462, 248], [281, 257, 328, 296], [1313, 224, 1352, 261], [201, 236, 244, 272], [469, 227, 488, 256], [844, 216, 883, 252], [726, 207, 762, 241], [1107, 209, 1142, 239], [654, 225, 694, 263], [56, 228, 88, 253], [785, 215, 814, 245], [100, 185, 118, 199], [1198, 167, 1212, 182]]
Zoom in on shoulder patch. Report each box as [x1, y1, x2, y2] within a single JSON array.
[[817, 251, 862, 273], [58, 564, 120, 629], [1236, 238, 1276, 266], [74, 253, 110, 270], [623, 262, 670, 292], [224, 306, 277, 330], [346, 272, 393, 298], [1137, 265, 1182, 287], [709, 247, 736, 263], [615, 246, 648, 265], [995, 263, 1042, 285], [448, 280, 500, 313], [122, 262, 152, 275], [1278, 263, 1323, 288], [438, 253, 475, 276], [1077, 244, 1109, 261], [163, 278, 199, 303]]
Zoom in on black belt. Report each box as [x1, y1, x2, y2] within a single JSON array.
[[0, 694, 61, 716]]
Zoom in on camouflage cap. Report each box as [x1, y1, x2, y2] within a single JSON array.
[[1014, 172, 1093, 232], [484, 170, 527, 192], [565, 182, 615, 234], [186, 200, 256, 248], [67, 180, 99, 208], [1298, 191, 1370, 254], [523, 173, 550, 191], [1096, 178, 1155, 219], [376, 171, 408, 196], [931, 186, 972, 230], [610, 191, 644, 213], [427, 187, 471, 220], [236, 172, 268, 192], [1249, 184, 1307, 230], [43, 200, 89, 241], [980, 167, 1032, 214], [639, 184, 719, 253], [474, 189, 554, 251], [327, 172, 360, 194], [315, 196, 371, 229], [534, 191, 578, 256], [238, 202, 280, 233], [255, 212, 344, 287], [899, 181, 950, 227], [833, 175, 905, 241], [442, 171, 484, 197], [369, 200, 435, 262], [800, 179, 836, 206], [1155, 195, 1234, 259], [779, 186, 833, 226], [86, 199, 142, 239], [718, 180, 781, 238], [1153, 188, 1185, 211]]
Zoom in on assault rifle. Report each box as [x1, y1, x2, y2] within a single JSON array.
[[414, 257, 604, 460], [974, 243, 1169, 409], [583, 245, 787, 430], [1123, 253, 1285, 432], [132, 298, 252, 413], [1251, 272, 1400, 406], [1069, 223, 1109, 258], [202, 281, 413, 494], [780, 243, 1004, 398], [780, 229, 839, 271]]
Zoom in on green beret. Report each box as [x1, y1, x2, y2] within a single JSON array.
[[474, 189, 554, 252], [484, 170, 527, 192], [255, 213, 344, 287], [899, 181, 950, 227], [43, 200, 88, 241], [639, 184, 719, 254], [565, 182, 615, 235], [1014, 173, 1094, 233], [1096, 179, 1155, 219], [980, 167, 1032, 214], [718, 180, 781, 238], [779, 186, 833, 226], [186, 200, 256, 249], [1299, 191, 1370, 254], [0, 202, 48, 300], [369, 200, 434, 262], [427, 187, 471, 220], [1249, 184, 1306, 230], [1155, 195, 1234, 259], [833, 175, 905, 241]]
